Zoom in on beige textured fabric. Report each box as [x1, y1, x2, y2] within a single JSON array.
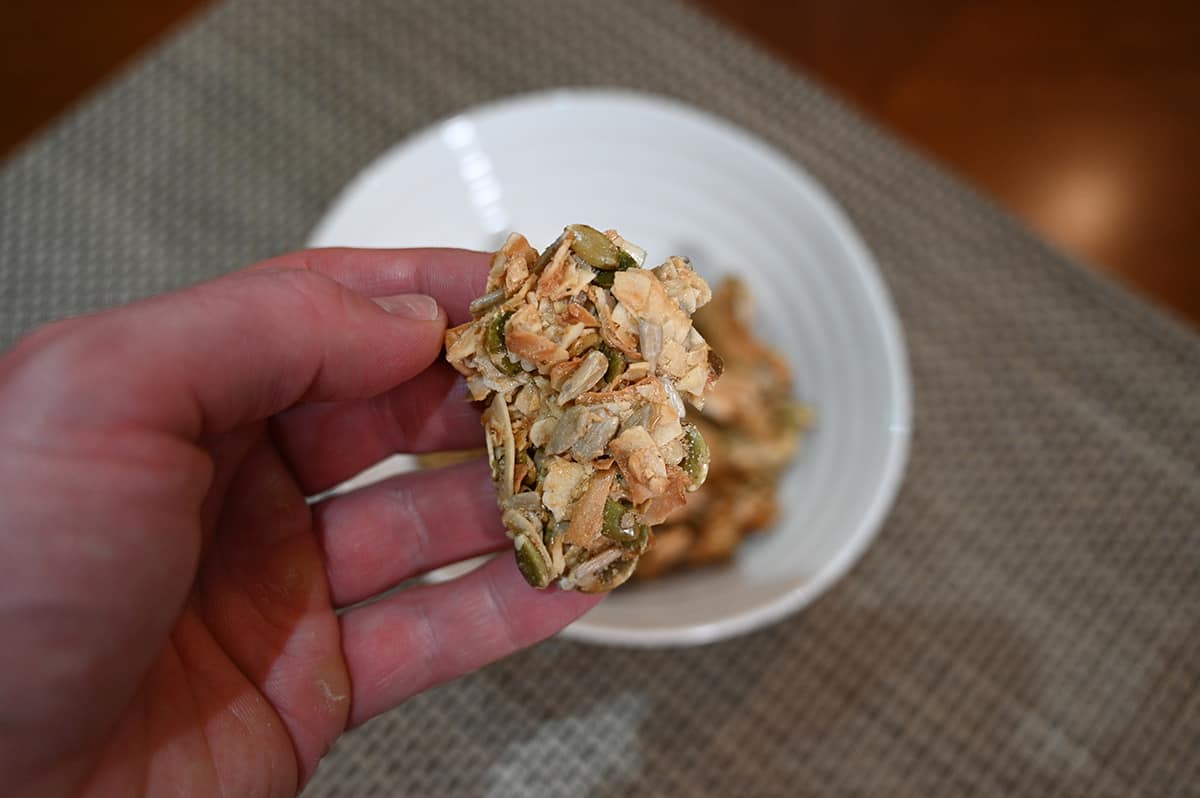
[[1, 1, 1197, 795]]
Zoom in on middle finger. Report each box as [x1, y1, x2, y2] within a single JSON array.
[[272, 362, 483, 495], [312, 458, 506, 607]]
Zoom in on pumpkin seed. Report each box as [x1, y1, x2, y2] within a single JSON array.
[[566, 224, 620, 270], [573, 549, 637, 593], [601, 499, 641, 544], [535, 234, 565, 272], [681, 423, 710, 489], [600, 343, 626, 383], [514, 534, 552, 588], [590, 248, 638, 287], [592, 269, 616, 288], [485, 311, 521, 374], [489, 393, 517, 499], [566, 547, 622, 592], [468, 288, 506, 316]]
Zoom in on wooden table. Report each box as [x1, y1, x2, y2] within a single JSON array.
[[5, 0, 1197, 324]]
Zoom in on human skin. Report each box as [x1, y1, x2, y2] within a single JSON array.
[[0, 248, 602, 797]]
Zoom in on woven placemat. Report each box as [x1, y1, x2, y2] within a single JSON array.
[[2, 1, 1198, 795]]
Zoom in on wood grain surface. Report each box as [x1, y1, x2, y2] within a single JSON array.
[[2, 0, 1196, 323]]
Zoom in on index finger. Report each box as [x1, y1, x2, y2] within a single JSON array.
[[252, 247, 490, 325]]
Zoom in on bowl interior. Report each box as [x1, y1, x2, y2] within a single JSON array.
[[308, 90, 911, 646]]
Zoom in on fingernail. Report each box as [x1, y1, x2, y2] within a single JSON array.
[[373, 293, 441, 321]]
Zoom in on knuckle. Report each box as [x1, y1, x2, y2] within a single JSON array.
[[1, 318, 94, 390], [274, 266, 340, 301], [266, 268, 358, 327]]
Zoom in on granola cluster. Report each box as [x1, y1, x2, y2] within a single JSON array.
[[444, 225, 721, 591], [635, 278, 812, 578]]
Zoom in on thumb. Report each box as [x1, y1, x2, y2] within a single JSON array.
[[4, 266, 448, 441]]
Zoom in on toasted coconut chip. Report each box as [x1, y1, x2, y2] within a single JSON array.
[[565, 470, 615, 548]]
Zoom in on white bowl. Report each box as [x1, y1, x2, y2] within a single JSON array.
[[308, 89, 911, 647]]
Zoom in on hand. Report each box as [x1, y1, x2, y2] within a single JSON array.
[[0, 249, 602, 797]]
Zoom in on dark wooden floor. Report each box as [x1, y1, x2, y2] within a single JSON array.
[[3, 1, 1198, 324]]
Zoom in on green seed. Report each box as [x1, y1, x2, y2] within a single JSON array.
[[515, 535, 551, 588], [535, 234, 564, 272], [484, 311, 507, 354], [590, 248, 638, 288], [468, 288, 506, 316], [486, 311, 521, 375], [681, 423, 710, 488], [592, 270, 616, 288], [600, 343, 626, 383], [601, 500, 640, 544], [567, 224, 620, 270]]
